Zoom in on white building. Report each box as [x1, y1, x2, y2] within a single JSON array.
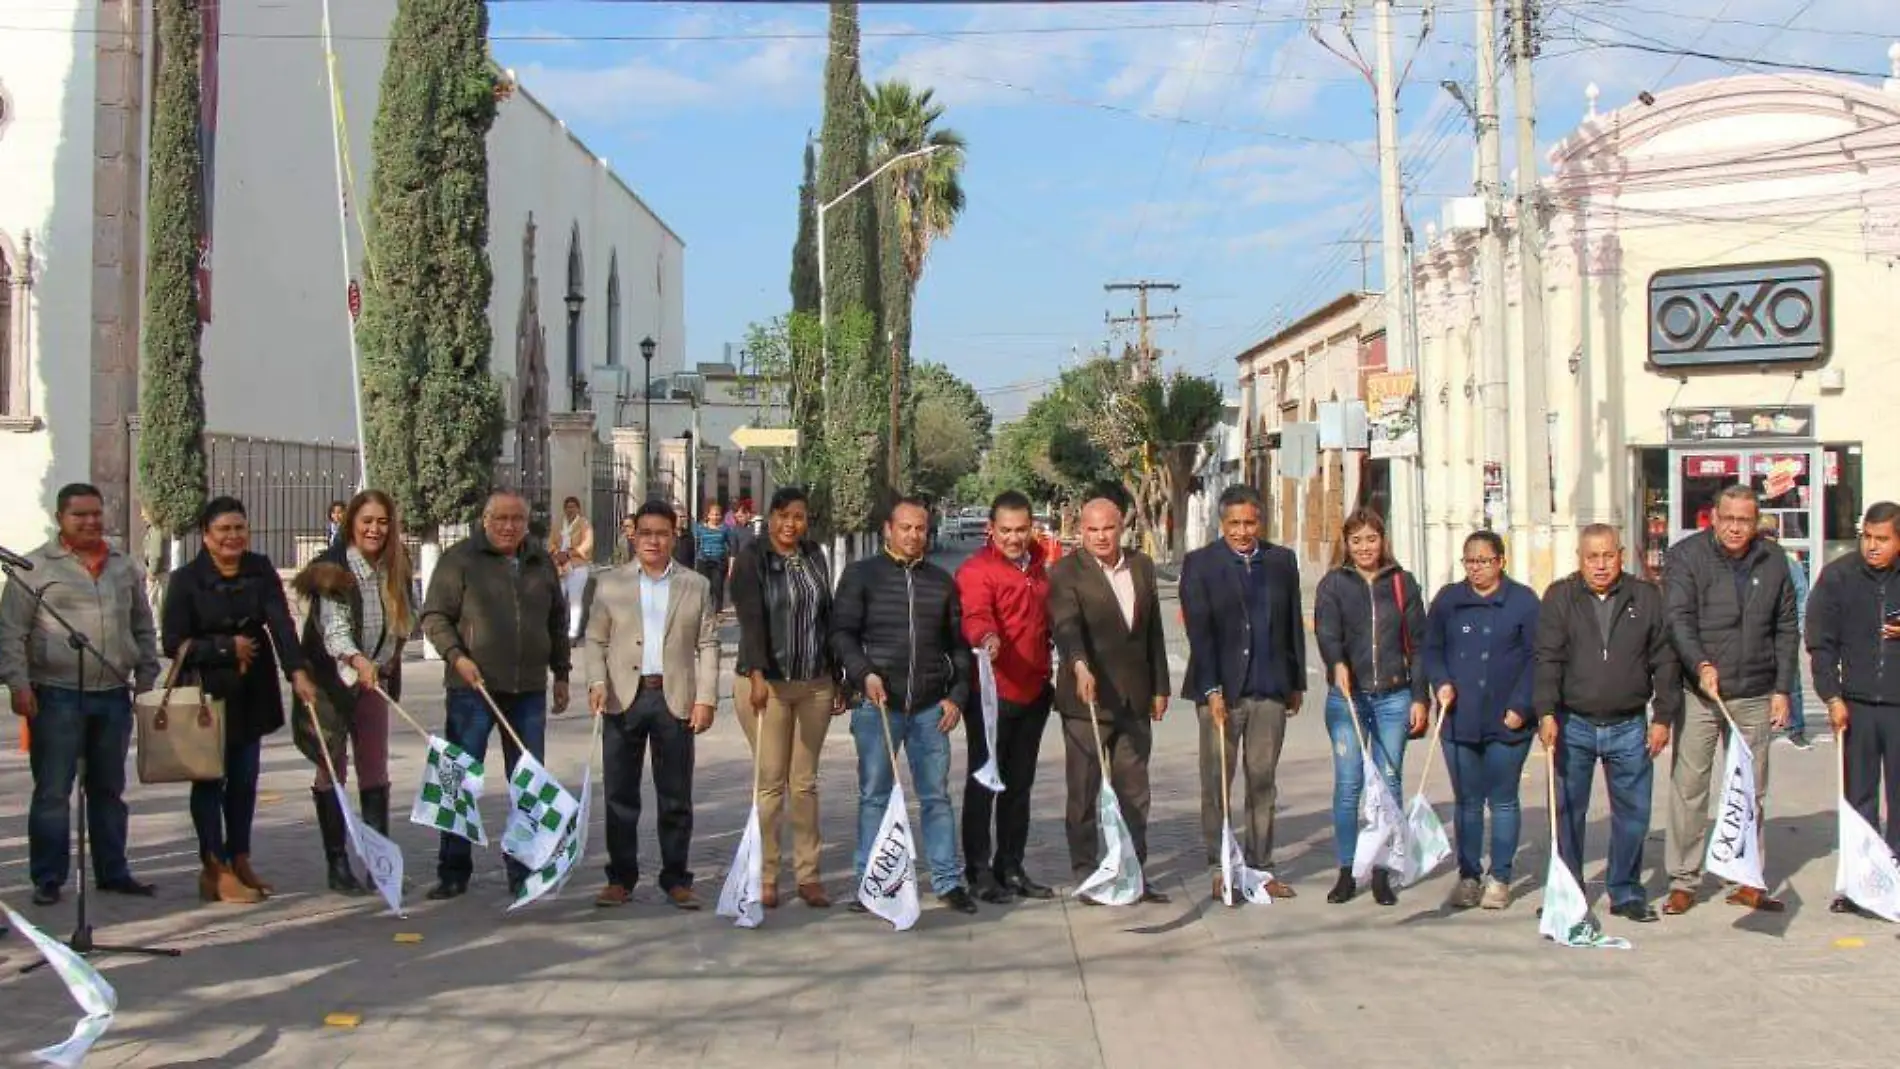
[[0, 0, 685, 562]]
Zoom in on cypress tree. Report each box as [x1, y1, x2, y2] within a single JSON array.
[[818, 2, 875, 322], [358, 0, 502, 532], [137, 0, 208, 535], [790, 138, 820, 315]]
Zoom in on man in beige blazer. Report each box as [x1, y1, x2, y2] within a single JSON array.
[[584, 500, 720, 910]]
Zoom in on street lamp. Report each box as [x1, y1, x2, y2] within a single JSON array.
[[817, 143, 944, 446], [565, 289, 587, 410], [640, 335, 657, 499]]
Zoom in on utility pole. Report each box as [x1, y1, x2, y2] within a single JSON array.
[[1323, 238, 1378, 292], [1104, 280, 1181, 380], [1475, 0, 1510, 533], [1510, 0, 1553, 585], [1373, 0, 1420, 567]]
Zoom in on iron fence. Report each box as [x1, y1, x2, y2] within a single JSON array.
[[127, 427, 361, 569]]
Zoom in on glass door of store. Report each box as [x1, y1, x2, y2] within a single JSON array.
[[1667, 447, 1824, 581]]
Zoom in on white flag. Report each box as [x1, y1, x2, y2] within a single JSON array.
[[1075, 779, 1146, 905], [1538, 851, 1632, 950], [509, 765, 593, 911], [333, 785, 406, 917], [1219, 822, 1275, 906], [1403, 793, 1453, 886], [858, 780, 923, 930], [1352, 750, 1417, 885], [409, 736, 487, 846], [1704, 726, 1766, 890], [502, 753, 579, 872], [972, 651, 1004, 793], [2, 902, 118, 1067], [1836, 795, 1900, 922], [716, 804, 766, 929]]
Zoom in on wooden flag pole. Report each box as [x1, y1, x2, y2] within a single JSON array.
[[1543, 742, 1560, 845], [475, 683, 532, 756], [371, 684, 433, 746], [1215, 716, 1234, 837], [1086, 700, 1114, 789], [1341, 689, 1373, 764], [1412, 701, 1449, 801]]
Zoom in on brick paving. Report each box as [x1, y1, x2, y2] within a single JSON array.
[[0, 559, 1892, 1067]]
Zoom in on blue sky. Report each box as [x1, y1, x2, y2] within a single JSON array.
[[488, 0, 1899, 420]]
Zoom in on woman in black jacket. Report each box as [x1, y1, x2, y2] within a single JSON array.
[[1313, 508, 1428, 907], [292, 489, 413, 896], [728, 486, 843, 908], [162, 496, 319, 904]]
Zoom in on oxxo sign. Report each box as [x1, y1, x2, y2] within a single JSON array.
[[1647, 259, 1831, 369]]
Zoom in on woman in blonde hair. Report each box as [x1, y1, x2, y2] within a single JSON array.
[[292, 490, 414, 895]]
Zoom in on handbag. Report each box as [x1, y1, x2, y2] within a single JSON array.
[[134, 640, 227, 784]]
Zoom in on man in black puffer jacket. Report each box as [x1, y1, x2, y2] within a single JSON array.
[[1661, 484, 1798, 916], [830, 494, 977, 915]]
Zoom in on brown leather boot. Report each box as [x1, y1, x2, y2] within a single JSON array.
[[231, 855, 273, 898], [201, 857, 263, 905]]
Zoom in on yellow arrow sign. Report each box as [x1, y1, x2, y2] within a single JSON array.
[[730, 425, 800, 450]]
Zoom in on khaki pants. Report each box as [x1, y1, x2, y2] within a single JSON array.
[[1198, 697, 1289, 871], [734, 675, 836, 885], [1666, 692, 1774, 892]]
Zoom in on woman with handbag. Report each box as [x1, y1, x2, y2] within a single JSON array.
[[292, 490, 413, 896], [161, 496, 319, 904]]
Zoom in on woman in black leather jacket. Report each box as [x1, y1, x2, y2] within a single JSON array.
[[728, 486, 844, 908]]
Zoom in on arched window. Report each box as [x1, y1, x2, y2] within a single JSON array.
[[0, 236, 25, 424], [606, 251, 621, 367]]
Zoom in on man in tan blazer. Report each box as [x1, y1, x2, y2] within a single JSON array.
[[584, 500, 720, 910]]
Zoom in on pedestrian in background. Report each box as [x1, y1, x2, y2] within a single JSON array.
[[163, 496, 320, 905], [1423, 530, 1539, 911], [1806, 502, 1900, 915], [693, 502, 730, 614], [1314, 508, 1428, 907], [1758, 518, 1812, 748], [1180, 485, 1302, 903], [550, 496, 595, 642]]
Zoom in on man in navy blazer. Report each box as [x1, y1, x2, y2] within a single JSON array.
[[1180, 485, 1305, 901]]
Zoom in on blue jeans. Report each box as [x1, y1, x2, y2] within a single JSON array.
[[851, 701, 962, 895], [438, 687, 547, 884], [1445, 738, 1531, 882], [28, 686, 133, 888], [1324, 688, 1412, 868], [1557, 714, 1653, 909], [191, 735, 262, 861]]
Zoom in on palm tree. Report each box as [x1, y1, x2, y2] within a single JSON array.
[[865, 79, 965, 486]]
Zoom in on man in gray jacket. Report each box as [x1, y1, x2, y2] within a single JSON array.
[[420, 491, 571, 900], [1661, 484, 1798, 915], [0, 483, 162, 905]]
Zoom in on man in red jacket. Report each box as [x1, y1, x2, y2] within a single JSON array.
[[956, 490, 1056, 903]]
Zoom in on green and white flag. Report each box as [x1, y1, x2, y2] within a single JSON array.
[[1075, 779, 1145, 906], [502, 753, 579, 872], [409, 736, 487, 846], [1403, 793, 1452, 886], [1538, 851, 1631, 950], [3, 901, 117, 1067], [509, 763, 592, 912]]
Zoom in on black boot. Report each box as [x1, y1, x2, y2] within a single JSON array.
[[313, 790, 367, 897], [1327, 866, 1356, 904], [359, 786, 391, 838], [1370, 868, 1398, 907]]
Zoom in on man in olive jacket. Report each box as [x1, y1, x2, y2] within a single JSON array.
[[1661, 484, 1798, 915], [420, 492, 572, 900]]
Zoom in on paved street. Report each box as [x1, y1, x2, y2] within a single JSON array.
[[0, 551, 1892, 1067]]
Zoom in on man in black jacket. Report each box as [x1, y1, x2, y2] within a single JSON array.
[[1807, 502, 1900, 914], [1181, 485, 1303, 902], [1535, 524, 1681, 924], [830, 494, 978, 915], [1661, 484, 1798, 915]]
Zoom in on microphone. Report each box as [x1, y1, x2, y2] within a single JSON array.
[[0, 545, 33, 572]]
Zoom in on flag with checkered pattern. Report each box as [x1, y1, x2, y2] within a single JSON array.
[[408, 736, 488, 846], [501, 754, 579, 872]]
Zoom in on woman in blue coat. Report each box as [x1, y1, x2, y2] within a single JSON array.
[[1422, 531, 1540, 911]]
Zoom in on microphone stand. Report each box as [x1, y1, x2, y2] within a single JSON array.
[[2, 560, 181, 972]]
